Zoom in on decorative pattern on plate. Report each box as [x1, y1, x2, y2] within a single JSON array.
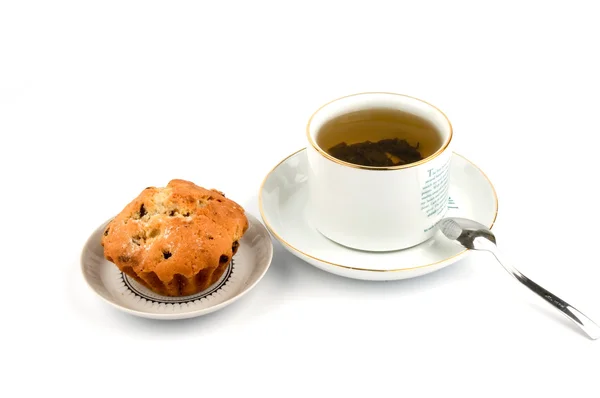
[[81, 212, 273, 319], [120, 260, 234, 304], [109, 259, 238, 312]]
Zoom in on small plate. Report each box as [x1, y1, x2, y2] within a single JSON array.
[[81, 213, 273, 319], [259, 149, 498, 281]]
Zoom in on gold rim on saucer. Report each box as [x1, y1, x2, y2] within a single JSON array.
[[258, 148, 498, 273]]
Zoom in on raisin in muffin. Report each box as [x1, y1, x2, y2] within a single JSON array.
[[101, 179, 248, 296]]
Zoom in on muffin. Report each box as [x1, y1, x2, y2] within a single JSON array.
[[101, 179, 248, 296]]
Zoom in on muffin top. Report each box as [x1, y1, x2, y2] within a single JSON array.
[[101, 179, 248, 283]]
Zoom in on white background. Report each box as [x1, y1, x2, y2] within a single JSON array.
[[2, 1, 599, 397]]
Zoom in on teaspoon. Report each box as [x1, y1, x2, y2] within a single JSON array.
[[438, 217, 600, 340]]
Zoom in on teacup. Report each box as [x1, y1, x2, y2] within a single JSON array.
[[306, 92, 453, 251]]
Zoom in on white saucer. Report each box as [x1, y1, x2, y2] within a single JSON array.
[[81, 213, 273, 319], [259, 149, 498, 281]]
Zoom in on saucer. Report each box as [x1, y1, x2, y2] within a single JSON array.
[[81, 213, 273, 319], [259, 149, 498, 281]]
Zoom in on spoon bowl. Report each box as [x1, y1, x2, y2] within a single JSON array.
[[439, 218, 496, 250]]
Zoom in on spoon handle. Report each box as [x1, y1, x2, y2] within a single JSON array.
[[489, 248, 600, 340]]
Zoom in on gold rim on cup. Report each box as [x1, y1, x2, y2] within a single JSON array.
[[306, 92, 454, 171]]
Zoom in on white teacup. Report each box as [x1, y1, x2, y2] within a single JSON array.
[[306, 92, 453, 251]]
